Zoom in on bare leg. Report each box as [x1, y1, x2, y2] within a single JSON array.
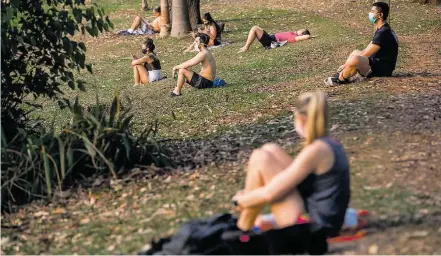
[[134, 64, 149, 84], [130, 16, 143, 31], [339, 55, 370, 80], [238, 26, 265, 53], [237, 143, 304, 231], [133, 66, 141, 85], [337, 50, 363, 72], [173, 68, 194, 95]]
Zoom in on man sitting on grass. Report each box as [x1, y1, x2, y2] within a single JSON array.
[[170, 34, 216, 97], [324, 2, 398, 86], [123, 6, 161, 35]]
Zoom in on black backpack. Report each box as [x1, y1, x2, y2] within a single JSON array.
[[138, 213, 328, 255]]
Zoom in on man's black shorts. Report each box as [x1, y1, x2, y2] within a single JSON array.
[[188, 73, 213, 89], [367, 57, 394, 77], [258, 30, 276, 49]]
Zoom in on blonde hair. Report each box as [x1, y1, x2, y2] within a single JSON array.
[[294, 90, 329, 145]]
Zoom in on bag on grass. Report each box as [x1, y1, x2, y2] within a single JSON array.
[[138, 213, 328, 255]]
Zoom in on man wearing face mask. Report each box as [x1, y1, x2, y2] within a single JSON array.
[[325, 2, 398, 86], [170, 34, 217, 97]]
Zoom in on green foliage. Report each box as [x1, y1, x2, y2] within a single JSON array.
[[1, 92, 171, 211], [1, 0, 113, 138]]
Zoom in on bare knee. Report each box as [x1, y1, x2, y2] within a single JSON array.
[[251, 25, 261, 31], [178, 68, 188, 75], [350, 50, 362, 56], [248, 149, 274, 171], [347, 55, 360, 67], [261, 143, 282, 153]]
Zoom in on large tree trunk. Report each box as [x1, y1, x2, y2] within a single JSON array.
[[160, 0, 170, 38], [141, 0, 148, 10], [187, 0, 202, 31], [170, 0, 192, 37]]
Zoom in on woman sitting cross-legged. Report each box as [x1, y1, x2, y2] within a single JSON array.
[[131, 38, 162, 86], [238, 25, 311, 52], [184, 12, 222, 53], [232, 91, 350, 254]]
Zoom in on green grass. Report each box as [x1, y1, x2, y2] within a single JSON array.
[[34, 7, 365, 139]]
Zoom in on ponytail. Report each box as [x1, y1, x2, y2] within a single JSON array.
[[295, 91, 329, 145]]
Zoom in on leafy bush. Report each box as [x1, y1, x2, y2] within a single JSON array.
[[1, 92, 172, 211], [1, 0, 113, 138]]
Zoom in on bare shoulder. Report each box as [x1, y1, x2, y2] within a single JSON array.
[[304, 139, 333, 156]]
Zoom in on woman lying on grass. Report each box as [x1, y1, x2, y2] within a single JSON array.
[[131, 38, 162, 86], [238, 26, 311, 52], [232, 91, 350, 254]]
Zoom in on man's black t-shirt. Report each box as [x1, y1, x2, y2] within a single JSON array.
[[370, 23, 399, 75]]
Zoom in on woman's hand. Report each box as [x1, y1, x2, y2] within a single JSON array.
[[232, 190, 244, 211]]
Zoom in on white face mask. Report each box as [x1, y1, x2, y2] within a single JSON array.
[[194, 43, 200, 53]]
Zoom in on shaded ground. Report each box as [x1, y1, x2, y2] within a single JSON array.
[[2, 0, 441, 254]]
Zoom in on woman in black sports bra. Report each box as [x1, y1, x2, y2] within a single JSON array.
[[232, 91, 350, 254], [131, 38, 162, 85]]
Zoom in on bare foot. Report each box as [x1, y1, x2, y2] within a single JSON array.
[[133, 83, 141, 87], [237, 47, 248, 53]]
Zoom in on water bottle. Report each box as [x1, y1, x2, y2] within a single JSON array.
[[343, 208, 358, 229]]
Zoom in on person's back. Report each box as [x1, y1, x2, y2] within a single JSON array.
[[299, 137, 350, 237], [199, 47, 216, 81]]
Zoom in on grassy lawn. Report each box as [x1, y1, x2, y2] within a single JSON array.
[[35, 1, 366, 139]]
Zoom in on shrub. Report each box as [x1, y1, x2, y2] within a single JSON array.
[[1, 0, 113, 138], [1, 92, 172, 211]]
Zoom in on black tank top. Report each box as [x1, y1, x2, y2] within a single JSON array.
[[144, 52, 161, 71], [298, 137, 350, 236]]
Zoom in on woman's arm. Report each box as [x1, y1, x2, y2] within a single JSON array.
[[206, 25, 217, 40], [234, 142, 328, 208], [131, 55, 151, 65], [294, 35, 311, 42]]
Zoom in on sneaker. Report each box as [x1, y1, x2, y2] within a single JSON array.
[[324, 76, 350, 86], [271, 40, 288, 49], [169, 91, 182, 97]]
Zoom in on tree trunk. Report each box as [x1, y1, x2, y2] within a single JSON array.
[[160, 0, 170, 38], [187, 0, 202, 31], [170, 0, 192, 37], [141, 0, 148, 10]]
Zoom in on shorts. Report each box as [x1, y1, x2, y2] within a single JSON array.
[[367, 57, 394, 77], [148, 69, 162, 82], [258, 31, 277, 49], [264, 223, 328, 255], [139, 20, 155, 35], [188, 73, 213, 89]]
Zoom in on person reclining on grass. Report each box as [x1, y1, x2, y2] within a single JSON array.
[[238, 26, 311, 53], [232, 91, 350, 254], [126, 6, 161, 35], [324, 2, 398, 86], [131, 38, 162, 85], [171, 34, 216, 97], [184, 12, 223, 52]]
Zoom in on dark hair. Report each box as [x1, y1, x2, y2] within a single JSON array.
[[202, 12, 220, 32], [143, 38, 155, 51], [372, 2, 389, 21], [303, 29, 310, 36], [198, 34, 210, 46], [153, 6, 161, 13]]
